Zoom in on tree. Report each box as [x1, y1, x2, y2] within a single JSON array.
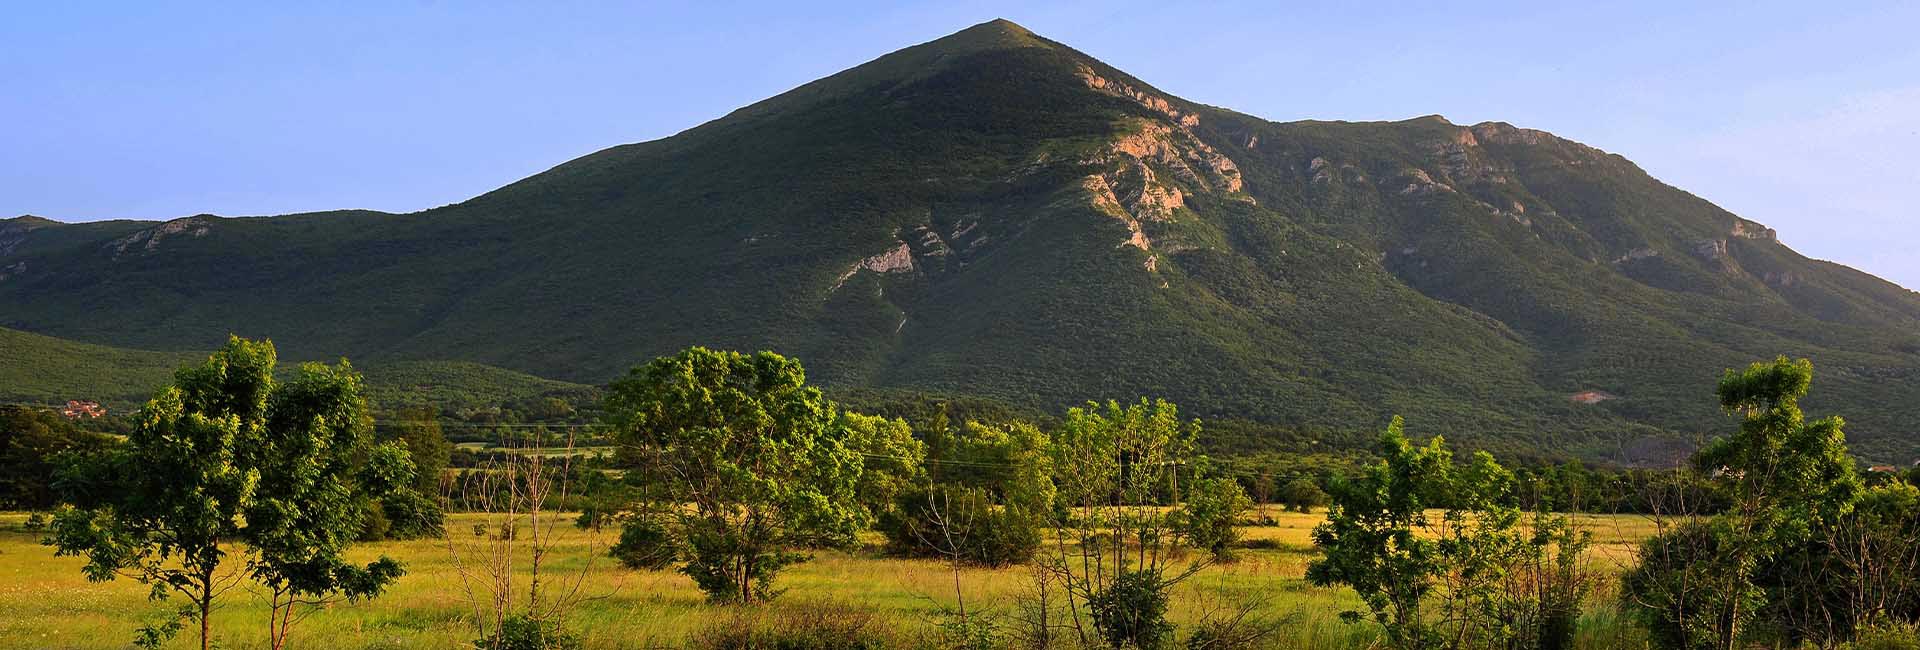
[[885, 420, 1054, 567], [245, 359, 408, 650], [1175, 477, 1252, 560], [1278, 477, 1329, 513], [1307, 417, 1456, 650], [371, 406, 449, 541], [839, 411, 926, 529], [447, 431, 601, 649], [1624, 357, 1863, 649], [1307, 416, 1588, 650], [604, 347, 863, 602], [1698, 358, 1861, 555], [0, 405, 117, 510], [383, 406, 452, 494], [45, 337, 406, 650], [1042, 398, 1205, 650]]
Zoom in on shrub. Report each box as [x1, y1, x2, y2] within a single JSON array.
[[611, 515, 679, 570], [1278, 478, 1328, 513], [1622, 521, 1748, 650], [1847, 622, 1920, 650], [475, 614, 580, 650], [886, 486, 1043, 567], [381, 489, 446, 540], [1175, 477, 1251, 560], [1089, 569, 1175, 650], [937, 612, 1003, 650]]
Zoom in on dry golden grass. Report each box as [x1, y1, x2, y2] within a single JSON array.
[[0, 510, 1660, 649]]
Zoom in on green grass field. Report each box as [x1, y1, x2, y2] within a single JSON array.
[[0, 510, 1660, 649]]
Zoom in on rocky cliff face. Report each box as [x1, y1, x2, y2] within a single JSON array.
[[0, 216, 50, 257], [109, 215, 213, 257]]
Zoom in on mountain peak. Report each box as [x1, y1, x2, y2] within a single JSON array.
[[950, 18, 1040, 45], [705, 18, 1059, 124], [906, 17, 1050, 59]]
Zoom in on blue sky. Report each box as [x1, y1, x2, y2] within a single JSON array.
[[5, 2, 1917, 287]]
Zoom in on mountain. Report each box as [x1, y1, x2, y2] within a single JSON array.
[[5, 20, 1918, 461]]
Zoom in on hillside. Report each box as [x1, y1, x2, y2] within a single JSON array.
[[4, 20, 1917, 461], [0, 326, 196, 407], [0, 327, 591, 415]]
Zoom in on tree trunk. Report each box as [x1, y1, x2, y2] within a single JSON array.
[[198, 592, 212, 650]]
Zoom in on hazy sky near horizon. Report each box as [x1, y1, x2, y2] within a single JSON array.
[[5, 2, 1917, 287]]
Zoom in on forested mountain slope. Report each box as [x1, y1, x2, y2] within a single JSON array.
[[5, 20, 1915, 460]]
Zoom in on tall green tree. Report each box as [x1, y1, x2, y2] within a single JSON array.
[[1624, 357, 1864, 649], [1307, 417, 1456, 650], [604, 347, 862, 602], [370, 405, 450, 541], [839, 411, 925, 528], [45, 337, 405, 650]]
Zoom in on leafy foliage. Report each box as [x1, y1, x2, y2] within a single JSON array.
[[1622, 358, 1904, 649], [838, 412, 926, 529], [1041, 398, 1208, 649], [1087, 568, 1176, 650], [44, 337, 406, 650], [610, 514, 679, 571], [1308, 416, 1592, 650], [604, 347, 863, 602], [475, 613, 582, 650], [884, 419, 1053, 566], [1174, 477, 1252, 559]]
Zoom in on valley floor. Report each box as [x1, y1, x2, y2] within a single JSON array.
[[1, 511, 1659, 649]]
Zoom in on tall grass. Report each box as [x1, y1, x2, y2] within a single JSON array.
[[0, 512, 1659, 649]]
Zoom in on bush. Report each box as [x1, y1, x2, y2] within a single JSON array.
[[475, 614, 580, 650], [937, 613, 1003, 650], [1756, 482, 1920, 646], [611, 515, 679, 571], [1847, 622, 1920, 650], [1089, 569, 1175, 650], [1176, 477, 1252, 559], [885, 486, 1042, 567], [381, 489, 446, 540], [1278, 478, 1327, 513], [692, 602, 892, 650], [358, 500, 392, 541], [1622, 521, 1747, 650]]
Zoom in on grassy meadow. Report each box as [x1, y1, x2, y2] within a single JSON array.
[[0, 510, 1661, 649]]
